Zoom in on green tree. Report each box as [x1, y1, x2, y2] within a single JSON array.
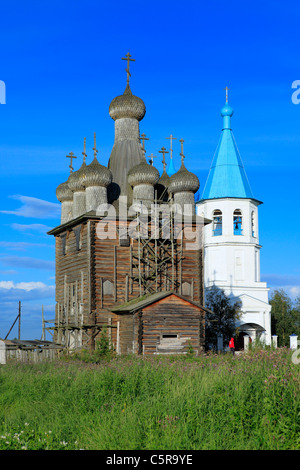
[[270, 289, 299, 347], [291, 295, 300, 337], [205, 286, 242, 350], [96, 326, 113, 356]]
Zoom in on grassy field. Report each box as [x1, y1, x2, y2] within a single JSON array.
[[0, 347, 299, 450]]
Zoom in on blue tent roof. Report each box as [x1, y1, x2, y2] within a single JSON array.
[[201, 103, 253, 200], [166, 158, 177, 176]]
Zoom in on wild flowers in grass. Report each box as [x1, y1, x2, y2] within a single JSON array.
[[0, 347, 299, 450], [0, 423, 81, 450]]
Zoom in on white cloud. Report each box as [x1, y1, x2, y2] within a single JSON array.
[[0, 281, 49, 291], [0, 281, 55, 302], [0, 281, 15, 289], [0, 241, 53, 250], [1, 195, 60, 219], [287, 286, 300, 298], [10, 224, 52, 234], [262, 273, 300, 300], [262, 273, 300, 286], [0, 256, 55, 271]]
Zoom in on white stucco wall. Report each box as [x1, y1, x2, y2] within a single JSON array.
[[197, 197, 272, 345]]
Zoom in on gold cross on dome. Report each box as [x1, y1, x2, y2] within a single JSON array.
[[140, 133, 149, 150], [224, 86, 230, 103], [66, 151, 77, 173], [82, 137, 87, 163], [93, 132, 98, 158], [122, 52, 135, 85], [166, 134, 177, 159], [159, 146, 169, 170]]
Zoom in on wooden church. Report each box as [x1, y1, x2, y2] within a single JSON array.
[[48, 54, 209, 355]]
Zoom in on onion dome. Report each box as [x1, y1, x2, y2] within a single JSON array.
[[156, 169, 170, 201], [221, 103, 234, 117], [221, 99, 234, 130], [84, 156, 112, 188], [56, 181, 73, 202], [67, 162, 87, 192], [127, 159, 160, 187], [109, 84, 146, 122], [158, 169, 170, 188], [169, 162, 200, 194]]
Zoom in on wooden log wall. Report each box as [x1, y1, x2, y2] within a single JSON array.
[[138, 295, 205, 356], [54, 216, 205, 353], [54, 222, 90, 347], [92, 219, 203, 307]]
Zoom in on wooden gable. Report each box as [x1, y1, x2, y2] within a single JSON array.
[[113, 292, 205, 356]]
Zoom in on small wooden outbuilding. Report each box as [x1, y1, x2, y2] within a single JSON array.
[[111, 291, 206, 355]]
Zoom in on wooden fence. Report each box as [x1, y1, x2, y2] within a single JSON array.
[[0, 339, 64, 364]]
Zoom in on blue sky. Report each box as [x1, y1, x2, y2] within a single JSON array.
[[1, 0, 300, 339]]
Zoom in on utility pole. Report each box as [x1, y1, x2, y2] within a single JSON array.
[[41, 305, 45, 341], [5, 301, 21, 340], [18, 301, 21, 340]]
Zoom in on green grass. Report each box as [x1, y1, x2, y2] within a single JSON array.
[[0, 348, 299, 450]]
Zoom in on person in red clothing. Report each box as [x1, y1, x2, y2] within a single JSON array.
[[229, 337, 235, 356]]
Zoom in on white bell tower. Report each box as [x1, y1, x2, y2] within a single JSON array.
[[196, 92, 271, 347]]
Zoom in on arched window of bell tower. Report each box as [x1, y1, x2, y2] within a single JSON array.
[[212, 209, 222, 236], [233, 209, 243, 235], [251, 211, 256, 237]]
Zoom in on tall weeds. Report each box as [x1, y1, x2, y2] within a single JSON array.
[[0, 348, 299, 450]]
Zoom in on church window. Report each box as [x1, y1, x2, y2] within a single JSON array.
[[212, 209, 222, 236], [251, 211, 256, 237], [182, 281, 191, 296], [103, 279, 114, 296], [60, 233, 67, 256], [65, 231, 71, 254], [233, 209, 243, 235], [73, 225, 82, 251]]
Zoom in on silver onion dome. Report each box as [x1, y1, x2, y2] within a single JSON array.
[[169, 163, 200, 194], [127, 160, 160, 187], [56, 181, 73, 202], [158, 169, 170, 189], [109, 84, 146, 122], [67, 162, 87, 192], [84, 156, 112, 188]]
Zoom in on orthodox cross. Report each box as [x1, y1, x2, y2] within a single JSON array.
[[159, 146, 169, 170], [179, 139, 184, 156], [140, 133, 149, 150], [122, 52, 135, 86], [166, 134, 176, 159], [93, 132, 98, 158], [148, 153, 157, 166], [66, 151, 77, 173], [82, 137, 87, 163], [224, 86, 230, 103]]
